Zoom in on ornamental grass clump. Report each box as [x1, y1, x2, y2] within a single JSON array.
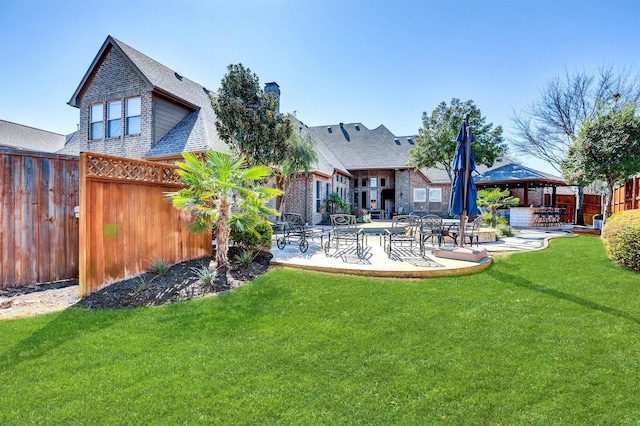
[[234, 249, 255, 268], [190, 264, 216, 286], [148, 256, 169, 275], [602, 209, 640, 271]]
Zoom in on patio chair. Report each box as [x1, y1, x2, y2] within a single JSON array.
[[417, 214, 456, 255], [463, 216, 483, 247], [324, 214, 367, 257], [381, 214, 419, 257], [276, 213, 324, 253]]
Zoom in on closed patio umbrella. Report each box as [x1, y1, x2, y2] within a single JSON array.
[[449, 114, 481, 247]]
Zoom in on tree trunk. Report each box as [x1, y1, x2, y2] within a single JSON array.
[[575, 186, 585, 226], [216, 199, 231, 269], [603, 181, 615, 223], [490, 206, 499, 228], [277, 178, 292, 220]]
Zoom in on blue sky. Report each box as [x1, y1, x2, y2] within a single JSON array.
[[1, 0, 638, 174]]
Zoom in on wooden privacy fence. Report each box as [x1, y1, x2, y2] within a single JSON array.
[[79, 152, 211, 297], [610, 175, 640, 214], [555, 193, 601, 225], [555, 194, 576, 225], [0, 149, 79, 289], [582, 194, 602, 225]]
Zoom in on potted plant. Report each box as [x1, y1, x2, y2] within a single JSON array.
[[593, 214, 603, 230]]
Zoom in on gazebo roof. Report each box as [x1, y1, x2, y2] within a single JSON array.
[[475, 163, 567, 188]]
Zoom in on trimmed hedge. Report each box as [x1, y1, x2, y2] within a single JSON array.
[[602, 209, 640, 272]]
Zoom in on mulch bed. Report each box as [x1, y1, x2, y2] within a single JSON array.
[[72, 247, 272, 310]]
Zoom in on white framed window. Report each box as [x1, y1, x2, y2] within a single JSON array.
[[429, 188, 442, 202], [370, 177, 377, 188], [414, 188, 427, 203], [429, 187, 443, 211], [413, 188, 427, 211], [107, 101, 121, 138], [89, 104, 103, 140], [126, 97, 141, 135]]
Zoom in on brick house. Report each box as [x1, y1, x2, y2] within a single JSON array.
[[290, 121, 453, 224], [66, 35, 227, 161], [66, 35, 553, 225]]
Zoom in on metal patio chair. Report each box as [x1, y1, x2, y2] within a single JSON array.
[[324, 214, 367, 257], [381, 214, 419, 257]]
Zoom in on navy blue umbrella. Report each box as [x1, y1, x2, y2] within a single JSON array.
[[449, 115, 481, 246]]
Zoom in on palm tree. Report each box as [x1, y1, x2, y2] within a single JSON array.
[[167, 150, 281, 270], [477, 188, 520, 228]]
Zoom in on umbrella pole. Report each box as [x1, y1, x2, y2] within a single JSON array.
[[458, 114, 472, 248]]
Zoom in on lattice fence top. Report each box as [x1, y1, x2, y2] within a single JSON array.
[[83, 153, 182, 185]]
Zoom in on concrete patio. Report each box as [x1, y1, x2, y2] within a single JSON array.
[[270, 224, 575, 278]]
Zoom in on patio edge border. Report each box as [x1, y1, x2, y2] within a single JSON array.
[[270, 256, 493, 278]]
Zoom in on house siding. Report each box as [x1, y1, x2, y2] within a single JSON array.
[[284, 176, 309, 220], [153, 97, 190, 144]]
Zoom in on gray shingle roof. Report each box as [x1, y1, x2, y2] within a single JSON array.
[[110, 37, 213, 109], [55, 131, 81, 156], [145, 108, 227, 157], [370, 126, 452, 183], [475, 162, 566, 185], [308, 122, 410, 170], [293, 119, 349, 177], [0, 120, 66, 152]]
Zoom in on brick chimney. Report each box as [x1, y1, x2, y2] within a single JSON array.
[[264, 82, 280, 114]]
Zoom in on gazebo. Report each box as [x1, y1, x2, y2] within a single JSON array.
[[474, 162, 568, 207]]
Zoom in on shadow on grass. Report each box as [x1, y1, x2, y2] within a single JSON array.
[[487, 268, 640, 326], [0, 308, 135, 369]]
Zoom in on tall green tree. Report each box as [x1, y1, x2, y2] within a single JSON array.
[[211, 63, 293, 167], [409, 99, 507, 181], [561, 102, 640, 222], [167, 150, 281, 270], [512, 65, 640, 224], [276, 124, 318, 219]]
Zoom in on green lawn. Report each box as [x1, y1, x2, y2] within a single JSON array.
[[1, 235, 639, 425]]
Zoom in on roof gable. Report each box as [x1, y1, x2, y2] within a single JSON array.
[[69, 36, 212, 110], [68, 36, 152, 107]]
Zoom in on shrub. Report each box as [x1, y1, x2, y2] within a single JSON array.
[[482, 212, 507, 228], [602, 209, 640, 271], [230, 217, 273, 251], [496, 224, 517, 238]]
